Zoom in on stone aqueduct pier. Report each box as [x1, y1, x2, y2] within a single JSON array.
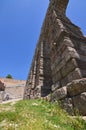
[[24, 0, 86, 115]]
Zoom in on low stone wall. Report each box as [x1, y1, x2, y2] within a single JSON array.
[[50, 78, 86, 115]]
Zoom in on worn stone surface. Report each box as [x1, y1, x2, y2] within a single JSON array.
[[24, 0, 86, 115], [51, 86, 67, 101], [61, 68, 82, 86], [51, 82, 61, 92], [73, 92, 86, 116], [0, 80, 5, 102], [61, 98, 74, 115], [67, 78, 86, 97], [0, 80, 5, 91], [0, 91, 4, 103]]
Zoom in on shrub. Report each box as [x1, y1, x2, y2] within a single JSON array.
[[6, 74, 13, 79]]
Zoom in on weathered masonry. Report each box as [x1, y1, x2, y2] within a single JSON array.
[[24, 0, 86, 115], [0, 80, 5, 103]]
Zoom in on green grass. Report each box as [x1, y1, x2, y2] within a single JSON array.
[[0, 99, 86, 130]]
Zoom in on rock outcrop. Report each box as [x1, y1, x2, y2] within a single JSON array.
[[0, 80, 5, 102], [24, 0, 86, 115]]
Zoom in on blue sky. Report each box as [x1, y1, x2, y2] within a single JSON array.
[[0, 0, 86, 80]]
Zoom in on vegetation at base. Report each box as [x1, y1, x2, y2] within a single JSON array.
[[6, 74, 13, 79], [0, 99, 86, 130]]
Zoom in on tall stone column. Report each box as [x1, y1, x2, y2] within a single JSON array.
[[34, 42, 44, 98], [23, 70, 33, 99], [31, 60, 36, 89], [38, 42, 44, 86], [50, 0, 69, 14]]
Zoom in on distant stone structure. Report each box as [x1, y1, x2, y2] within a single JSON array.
[[0, 78, 26, 101], [24, 0, 86, 115]]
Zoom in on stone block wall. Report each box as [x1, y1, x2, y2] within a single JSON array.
[[24, 40, 52, 99], [24, 0, 86, 115], [51, 78, 86, 115]]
